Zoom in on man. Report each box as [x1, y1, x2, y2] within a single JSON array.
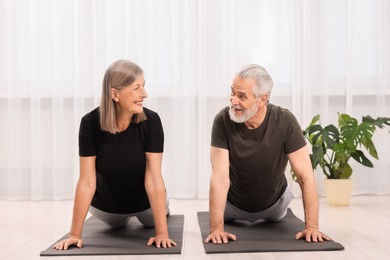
[[206, 64, 330, 244]]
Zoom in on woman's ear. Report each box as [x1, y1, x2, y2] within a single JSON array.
[[111, 88, 119, 102]]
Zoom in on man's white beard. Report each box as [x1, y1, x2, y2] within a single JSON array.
[[229, 104, 259, 123]]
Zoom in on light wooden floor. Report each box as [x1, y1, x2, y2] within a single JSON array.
[[0, 196, 389, 260]]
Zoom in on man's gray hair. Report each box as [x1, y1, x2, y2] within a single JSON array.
[[237, 64, 273, 99]]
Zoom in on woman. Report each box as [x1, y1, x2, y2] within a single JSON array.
[[54, 60, 175, 250]]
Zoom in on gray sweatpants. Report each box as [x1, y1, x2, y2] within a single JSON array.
[[89, 198, 170, 228], [224, 186, 293, 223]]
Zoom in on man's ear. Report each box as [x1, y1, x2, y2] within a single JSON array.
[[259, 93, 268, 107]]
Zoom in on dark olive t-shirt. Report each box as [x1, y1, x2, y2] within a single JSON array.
[[211, 103, 306, 212], [78, 107, 164, 214]]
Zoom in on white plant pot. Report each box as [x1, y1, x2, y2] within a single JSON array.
[[324, 178, 352, 206]]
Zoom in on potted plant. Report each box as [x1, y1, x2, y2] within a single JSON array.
[[302, 113, 390, 206]]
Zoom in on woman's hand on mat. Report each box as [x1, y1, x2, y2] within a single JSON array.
[[53, 236, 83, 250], [205, 229, 237, 244], [295, 227, 331, 242], [147, 234, 177, 248]]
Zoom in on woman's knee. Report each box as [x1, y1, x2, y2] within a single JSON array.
[[136, 208, 155, 227], [89, 206, 129, 228], [105, 219, 129, 228]]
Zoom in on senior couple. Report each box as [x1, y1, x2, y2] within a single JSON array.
[[53, 60, 330, 250]]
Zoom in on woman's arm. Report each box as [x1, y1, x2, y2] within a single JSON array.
[[144, 152, 176, 248], [53, 156, 96, 250]]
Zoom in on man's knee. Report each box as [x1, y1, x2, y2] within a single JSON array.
[[264, 209, 288, 223]]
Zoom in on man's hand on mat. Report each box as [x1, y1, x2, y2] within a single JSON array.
[[205, 229, 237, 244], [295, 227, 331, 242], [53, 236, 83, 250], [147, 234, 177, 248]]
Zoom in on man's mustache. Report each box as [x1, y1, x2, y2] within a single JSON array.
[[230, 105, 243, 110]]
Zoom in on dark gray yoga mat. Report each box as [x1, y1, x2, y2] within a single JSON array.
[[197, 209, 344, 254], [40, 215, 183, 256]]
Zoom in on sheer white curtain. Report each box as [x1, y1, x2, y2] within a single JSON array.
[[0, 0, 389, 200], [294, 0, 390, 196]]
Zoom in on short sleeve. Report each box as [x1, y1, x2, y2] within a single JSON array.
[[211, 109, 229, 150], [144, 113, 164, 153], [283, 111, 307, 154], [79, 116, 98, 156]]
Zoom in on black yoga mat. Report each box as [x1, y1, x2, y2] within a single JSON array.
[[197, 209, 344, 254], [40, 215, 183, 256]]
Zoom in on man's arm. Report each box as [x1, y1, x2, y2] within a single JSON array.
[[288, 145, 331, 242], [205, 146, 237, 244]]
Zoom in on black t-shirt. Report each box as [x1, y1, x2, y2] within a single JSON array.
[[79, 107, 164, 214], [211, 103, 306, 212]]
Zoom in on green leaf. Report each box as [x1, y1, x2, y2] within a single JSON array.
[[305, 124, 339, 149], [306, 125, 323, 144], [339, 162, 352, 179], [323, 124, 339, 149], [351, 150, 374, 168], [304, 113, 390, 179], [361, 136, 378, 159], [338, 113, 351, 127], [309, 114, 320, 127], [339, 116, 375, 149], [363, 116, 390, 130], [310, 144, 324, 169]]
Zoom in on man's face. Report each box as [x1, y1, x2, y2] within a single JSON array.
[[228, 76, 259, 123]]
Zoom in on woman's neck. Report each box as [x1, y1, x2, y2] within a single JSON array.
[[116, 110, 133, 132]]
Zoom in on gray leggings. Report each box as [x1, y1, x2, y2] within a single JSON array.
[[89, 198, 170, 228], [224, 186, 293, 223]]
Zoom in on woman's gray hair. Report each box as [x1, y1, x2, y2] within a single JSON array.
[[99, 60, 147, 133], [236, 64, 273, 99]]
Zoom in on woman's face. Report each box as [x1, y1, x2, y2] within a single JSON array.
[[114, 75, 148, 115]]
